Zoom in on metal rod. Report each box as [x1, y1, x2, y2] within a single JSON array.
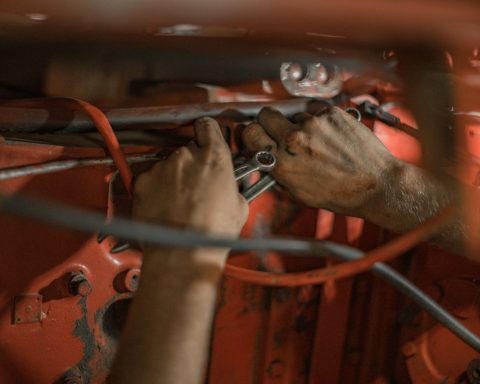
[[1, 192, 479, 351], [323, 242, 480, 352], [0, 99, 314, 133], [0, 153, 158, 181]]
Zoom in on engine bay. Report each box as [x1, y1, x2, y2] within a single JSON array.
[[1, 3, 480, 383]]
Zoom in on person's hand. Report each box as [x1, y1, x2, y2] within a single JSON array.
[[242, 106, 403, 217], [134, 117, 248, 238]]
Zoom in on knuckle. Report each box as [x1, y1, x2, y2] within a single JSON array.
[[169, 147, 190, 164], [303, 117, 318, 131], [303, 116, 322, 132], [285, 130, 308, 149], [316, 106, 335, 119], [176, 146, 190, 157], [274, 160, 290, 174], [330, 106, 342, 114], [242, 124, 264, 142], [242, 124, 257, 140], [314, 106, 343, 128], [204, 144, 227, 161]]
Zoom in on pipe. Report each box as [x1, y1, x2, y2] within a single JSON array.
[[0, 99, 318, 133], [0, 153, 158, 181], [1, 192, 479, 352]]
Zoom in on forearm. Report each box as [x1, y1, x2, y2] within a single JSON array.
[[363, 162, 466, 251], [108, 248, 227, 384]]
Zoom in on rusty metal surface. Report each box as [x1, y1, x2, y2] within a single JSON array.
[[12, 294, 43, 324], [1, 101, 480, 383], [0, 0, 480, 48], [0, 10, 479, 379], [0, 143, 142, 383]]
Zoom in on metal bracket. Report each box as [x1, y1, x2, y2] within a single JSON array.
[[12, 293, 43, 324]]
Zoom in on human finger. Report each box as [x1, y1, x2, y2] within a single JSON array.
[[242, 123, 277, 152], [258, 107, 297, 142], [194, 117, 227, 148], [167, 146, 194, 163], [291, 112, 313, 125]]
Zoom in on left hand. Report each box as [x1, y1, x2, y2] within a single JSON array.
[[133, 117, 248, 239]]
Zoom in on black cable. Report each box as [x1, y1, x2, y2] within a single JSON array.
[[325, 242, 480, 351], [1, 192, 479, 351]]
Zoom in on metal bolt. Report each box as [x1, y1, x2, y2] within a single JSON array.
[[124, 269, 141, 292], [68, 273, 92, 297], [286, 63, 303, 81]]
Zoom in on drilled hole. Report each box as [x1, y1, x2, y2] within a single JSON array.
[[102, 298, 132, 340]]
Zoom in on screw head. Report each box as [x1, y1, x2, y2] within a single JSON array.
[[68, 273, 92, 297]]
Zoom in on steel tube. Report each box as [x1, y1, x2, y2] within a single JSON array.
[[0, 153, 158, 181], [0, 99, 315, 133], [1, 192, 479, 352]]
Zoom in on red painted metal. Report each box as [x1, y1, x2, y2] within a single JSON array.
[[1, 97, 480, 384], [0, 143, 142, 383], [0, 98, 134, 195]]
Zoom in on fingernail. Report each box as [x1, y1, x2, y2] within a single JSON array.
[[196, 116, 213, 124]]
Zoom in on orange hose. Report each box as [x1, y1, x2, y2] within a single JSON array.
[[0, 98, 133, 195], [224, 206, 454, 286]]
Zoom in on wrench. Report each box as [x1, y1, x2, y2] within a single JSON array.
[[234, 150, 277, 203], [234, 150, 276, 181]]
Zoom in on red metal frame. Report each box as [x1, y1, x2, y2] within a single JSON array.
[[1, 101, 479, 383]]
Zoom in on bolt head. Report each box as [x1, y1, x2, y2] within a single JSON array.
[[68, 273, 92, 297], [124, 269, 141, 292]]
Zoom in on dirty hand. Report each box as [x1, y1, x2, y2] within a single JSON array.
[[242, 106, 402, 216], [134, 117, 248, 239]]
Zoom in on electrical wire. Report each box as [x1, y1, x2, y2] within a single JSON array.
[[0, 192, 479, 352], [1, 98, 474, 349], [328, 242, 480, 353]]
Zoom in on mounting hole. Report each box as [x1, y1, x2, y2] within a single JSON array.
[[102, 298, 132, 340]]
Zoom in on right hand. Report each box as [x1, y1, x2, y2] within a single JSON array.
[[242, 106, 403, 217]]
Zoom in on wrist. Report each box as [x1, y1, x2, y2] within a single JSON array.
[[141, 247, 229, 283], [360, 158, 410, 222]]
